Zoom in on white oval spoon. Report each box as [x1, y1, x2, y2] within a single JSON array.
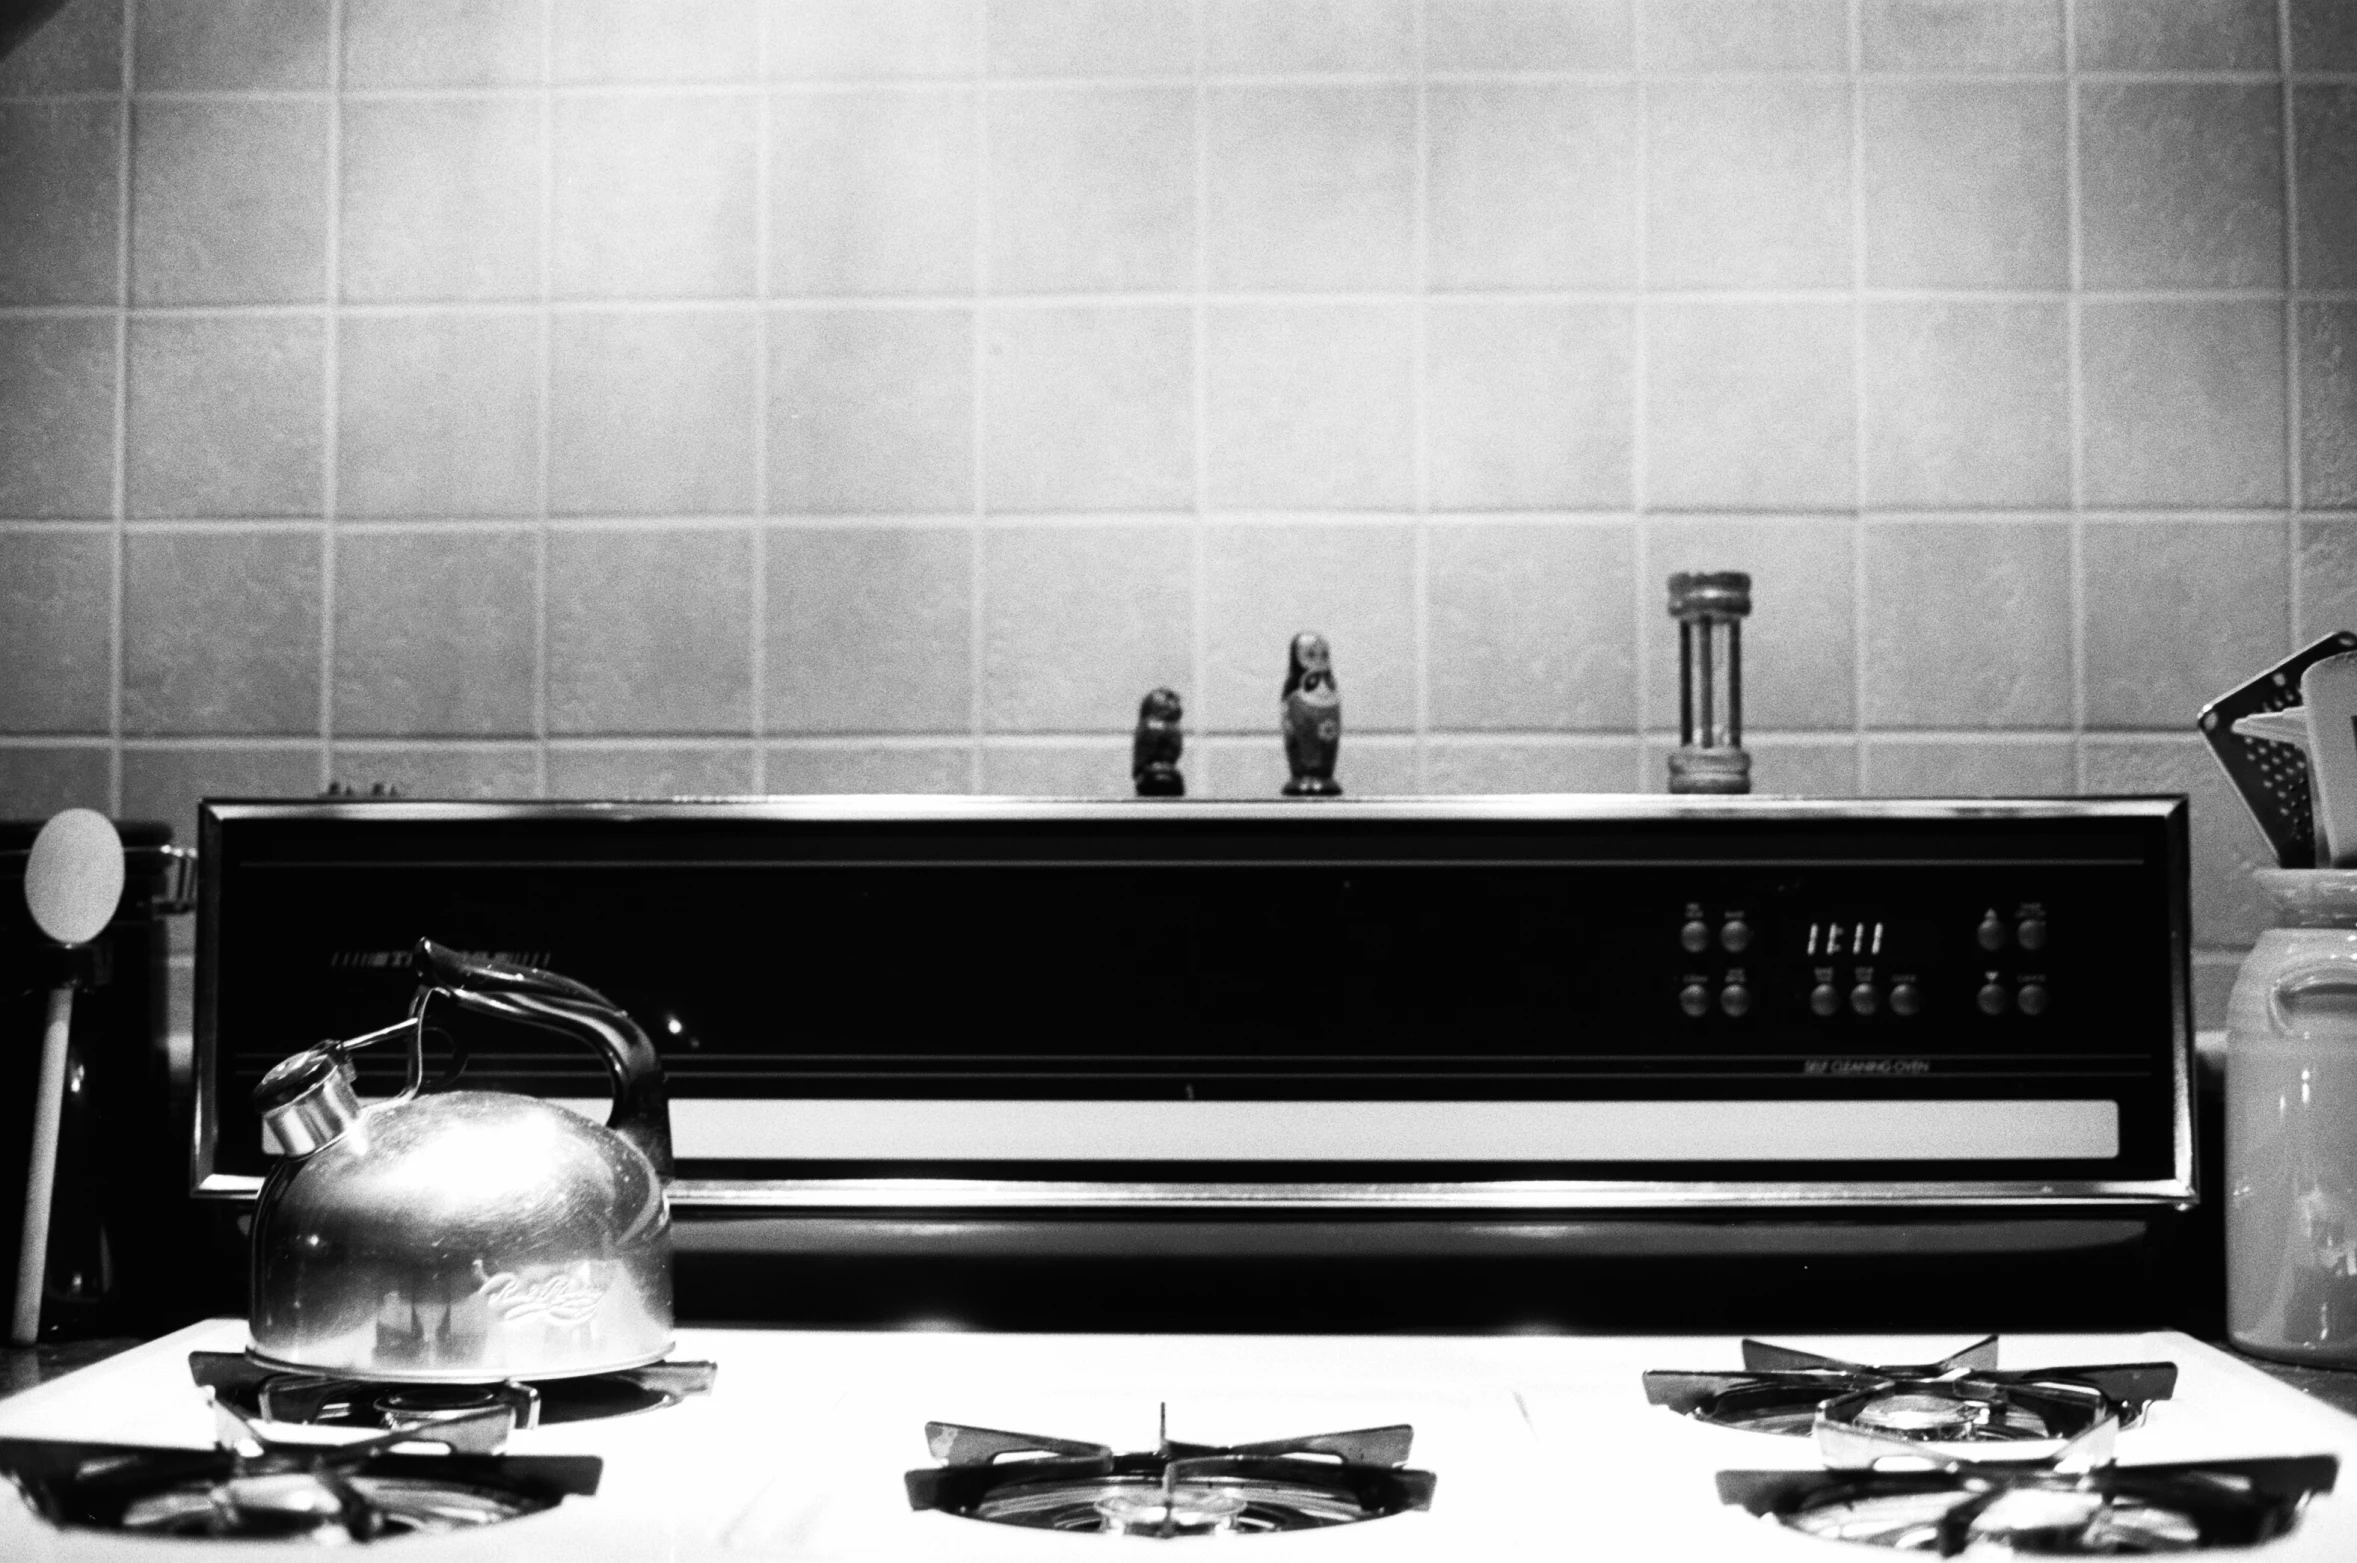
[[13, 808, 123, 1345]]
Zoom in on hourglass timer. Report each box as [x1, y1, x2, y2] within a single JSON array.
[[1667, 571, 1752, 795]]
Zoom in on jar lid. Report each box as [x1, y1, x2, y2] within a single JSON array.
[[2257, 868, 2357, 927]]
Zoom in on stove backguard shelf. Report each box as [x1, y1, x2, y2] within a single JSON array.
[[191, 798, 2193, 1254]]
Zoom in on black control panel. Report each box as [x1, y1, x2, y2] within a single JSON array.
[[1667, 890, 2070, 1032], [194, 798, 2192, 1204]]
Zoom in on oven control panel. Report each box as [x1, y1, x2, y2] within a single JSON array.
[[1666, 895, 2064, 1030], [196, 797, 2192, 1204]]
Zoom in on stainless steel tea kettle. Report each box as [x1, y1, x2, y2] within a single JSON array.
[[246, 940, 675, 1382]]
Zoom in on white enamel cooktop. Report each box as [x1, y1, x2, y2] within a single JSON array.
[[3, 1320, 2356, 1560]]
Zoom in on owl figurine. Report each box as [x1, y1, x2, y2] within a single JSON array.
[[1280, 631, 1342, 797], [1132, 687, 1185, 797]]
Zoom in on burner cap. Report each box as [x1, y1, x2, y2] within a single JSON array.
[[1095, 1484, 1251, 1536], [1849, 1392, 1990, 1441], [374, 1386, 515, 1428], [222, 1472, 349, 1525], [1969, 1486, 2199, 1551]]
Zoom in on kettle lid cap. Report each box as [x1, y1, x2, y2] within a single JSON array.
[[255, 1048, 363, 1159]]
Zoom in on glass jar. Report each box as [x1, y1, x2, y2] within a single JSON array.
[[2227, 869, 2357, 1363]]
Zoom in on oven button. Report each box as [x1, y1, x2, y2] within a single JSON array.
[[1810, 981, 1841, 1017], [1680, 981, 1711, 1018], [1976, 913, 2007, 952], [1889, 981, 1922, 1017], [1977, 980, 2009, 1016], [1720, 918, 1752, 954], [2016, 981, 2049, 1017], [1849, 982, 1878, 1017], [1720, 982, 1752, 1018], [2016, 916, 2048, 952], [1681, 918, 1711, 954]]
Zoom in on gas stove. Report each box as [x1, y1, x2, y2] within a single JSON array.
[[2, 1321, 2353, 1558]]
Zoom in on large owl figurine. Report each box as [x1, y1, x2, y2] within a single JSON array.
[[1280, 631, 1342, 797]]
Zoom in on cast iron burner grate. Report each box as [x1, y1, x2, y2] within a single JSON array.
[[905, 1413, 1437, 1537], [1644, 1336, 2176, 1449], [188, 1351, 716, 1440], [0, 1394, 599, 1543], [1719, 1417, 2338, 1555]]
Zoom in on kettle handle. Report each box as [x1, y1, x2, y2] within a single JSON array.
[[411, 940, 675, 1178], [415, 939, 614, 1007]]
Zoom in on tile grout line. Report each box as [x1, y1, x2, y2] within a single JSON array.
[[7, 284, 2330, 317], [749, 0, 772, 793], [31, 505, 2323, 527], [108, 0, 131, 816], [533, 0, 553, 797], [33, 66, 2354, 101], [2064, 0, 2089, 792], [1848, 0, 1869, 795], [967, 0, 988, 795], [1628, 3, 1652, 794], [2280, 0, 2303, 649], [1411, 0, 1431, 791], [1190, 0, 1210, 797], [10, 721, 2209, 747], [318, 0, 343, 793]]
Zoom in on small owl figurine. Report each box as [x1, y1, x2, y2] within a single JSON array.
[[1280, 631, 1342, 797], [1132, 687, 1185, 797]]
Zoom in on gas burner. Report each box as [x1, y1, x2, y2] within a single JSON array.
[[0, 1394, 599, 1543], [905, 1415, 1437, 1537], [1644, 1336, 2176, 1449], [188, 1351, 716, 1438], [1719, 1418, 2338, 1555]]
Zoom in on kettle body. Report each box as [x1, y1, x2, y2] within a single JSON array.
[[247, 942, 676, 1381]]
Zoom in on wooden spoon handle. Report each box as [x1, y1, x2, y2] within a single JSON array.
[[11, 987, 72, 1346]]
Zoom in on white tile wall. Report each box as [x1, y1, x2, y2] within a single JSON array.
[[1, 0, 2354, 1025]]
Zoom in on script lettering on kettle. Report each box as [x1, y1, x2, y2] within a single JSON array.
[[475, 1264, 610, 1326]]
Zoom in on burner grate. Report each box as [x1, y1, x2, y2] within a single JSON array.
[[0, 1395, 601, 1544], [1644, 1335, 2177, 1450], [187, 1350, 716, 1438], [1720, 1419, 2338, 1556], [906, 1412, 1436, 1537]]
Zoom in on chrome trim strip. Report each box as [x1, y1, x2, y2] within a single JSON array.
[[669, 1215, 2155, 1260], [658, 1178, 2198, 1211], [194, 794, 2184, 826], [199, 1172, 2192, 1210]]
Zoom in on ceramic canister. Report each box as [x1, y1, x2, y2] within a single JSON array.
[[2227, 869, 2357, 1362]]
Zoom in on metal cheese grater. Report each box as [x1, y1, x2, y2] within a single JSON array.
[[2196, 631, 2357, 868]]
